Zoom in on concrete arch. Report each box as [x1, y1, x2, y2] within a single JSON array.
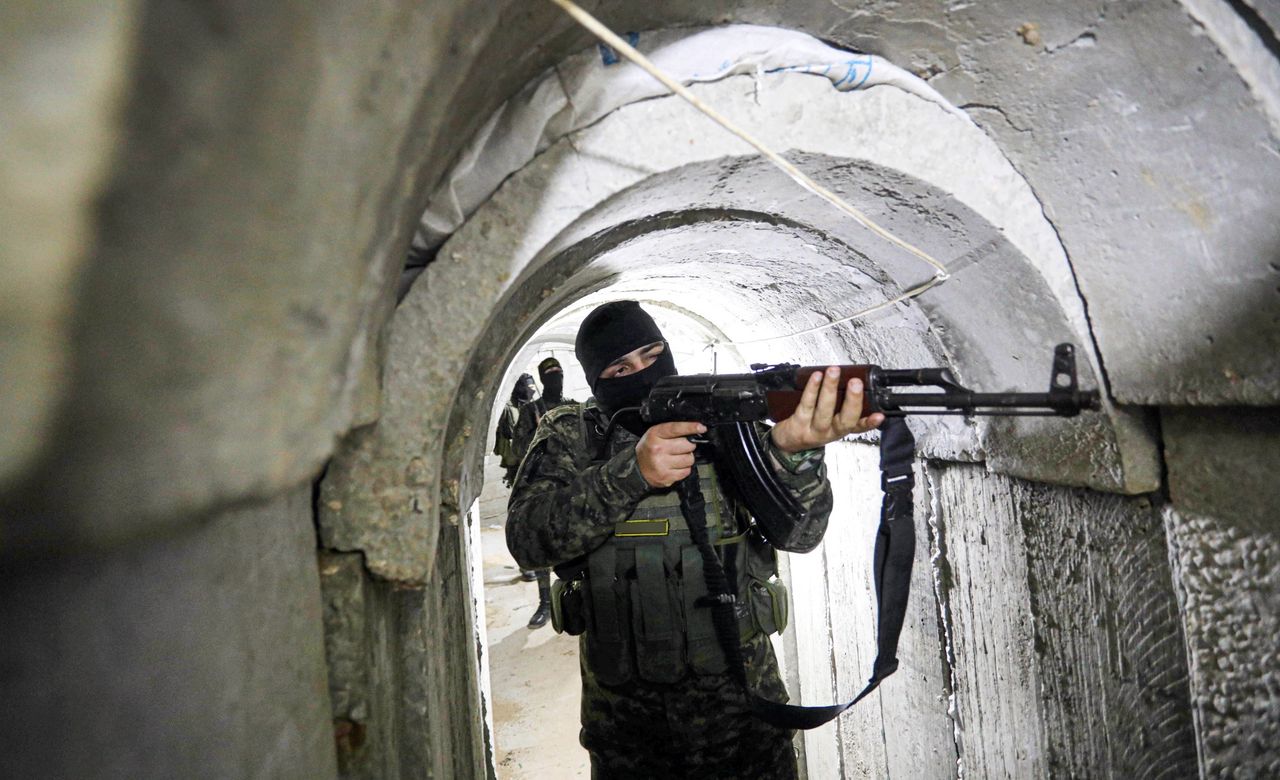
[[323, 37, 1164, 585]]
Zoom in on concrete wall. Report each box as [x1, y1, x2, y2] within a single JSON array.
[[786, 445, 958, 778], [0, 487, 336, 780], [1163, 409, 1280, 777], [786, 448, 1197, 778], [318, 532, 489, 779]]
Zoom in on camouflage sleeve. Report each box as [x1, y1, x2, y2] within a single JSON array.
[[505, 412, 652, 570], [494, 406, 514, 459], [760, 427, 833, 553], [510, 403, 537, 465]]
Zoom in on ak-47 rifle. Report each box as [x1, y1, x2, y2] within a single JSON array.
[[633, 343, 1100, 549]]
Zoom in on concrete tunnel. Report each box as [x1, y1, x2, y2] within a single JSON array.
[[2, 1, 1278, 778]]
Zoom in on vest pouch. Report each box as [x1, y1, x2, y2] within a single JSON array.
[[550, 577, 586, 636], [749, 576, 790, 636], [630, 545, 685, 683], [583, 546, 633, 686]]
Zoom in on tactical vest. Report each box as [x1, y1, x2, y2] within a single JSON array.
[[551, 409, 790, 686]]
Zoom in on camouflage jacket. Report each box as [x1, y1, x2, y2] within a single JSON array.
[[506, 401, 833, 571], [510, 395, 578, 472], [493, 402, 521, 467]]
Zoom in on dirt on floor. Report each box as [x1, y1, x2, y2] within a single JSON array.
[[479, 464, 589, 779]]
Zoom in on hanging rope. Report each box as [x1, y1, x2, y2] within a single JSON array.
[[547, 0, 951, 345]]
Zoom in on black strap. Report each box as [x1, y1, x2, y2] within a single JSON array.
[[678, 416, 916, 730], [676, 474, 747, 687]]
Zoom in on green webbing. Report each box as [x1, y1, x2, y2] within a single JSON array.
[[587, 545, 620, 641], [682, 546, 715, 644], [635, 546, 674, 641]]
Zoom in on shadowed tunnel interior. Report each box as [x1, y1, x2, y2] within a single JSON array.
[[2, 2, 1278, 778]]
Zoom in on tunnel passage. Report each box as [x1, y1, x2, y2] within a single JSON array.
[[320, 25, 1205, 778], [3, 3, 1278, 779]]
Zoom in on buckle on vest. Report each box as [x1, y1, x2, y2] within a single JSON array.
[[881, 470, 914, 492], [694, 593, 736, 608]]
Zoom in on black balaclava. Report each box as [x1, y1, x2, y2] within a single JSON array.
[[575, 300, 677, 420], [538, 357, 564, 404], [512, 373, 536, 405]]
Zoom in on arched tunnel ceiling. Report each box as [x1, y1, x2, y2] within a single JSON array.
[[447, 151, 1144, 490], [323, 49, 1177, 580], [418, 15, 1280, 408], [5, 1, 1277, 553], [336, 6, 1274, 579]]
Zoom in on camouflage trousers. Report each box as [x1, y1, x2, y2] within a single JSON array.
[[580, 633, 798, 779]]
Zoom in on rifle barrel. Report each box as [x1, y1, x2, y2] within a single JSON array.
[[879, 389, 1100, 416]]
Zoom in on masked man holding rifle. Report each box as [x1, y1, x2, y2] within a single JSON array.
[[506, 300, 882, 779]]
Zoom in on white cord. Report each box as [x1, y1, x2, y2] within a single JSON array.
[[548, 0, 951, 345]]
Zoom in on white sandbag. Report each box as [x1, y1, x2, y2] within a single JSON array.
[[414, 24, 963, 250]]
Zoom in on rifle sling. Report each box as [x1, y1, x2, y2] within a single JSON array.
[[677, 415, 916, 730]]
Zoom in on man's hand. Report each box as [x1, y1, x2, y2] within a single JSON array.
[[771, 367, 885, 454], [636, 421, 706, 488]]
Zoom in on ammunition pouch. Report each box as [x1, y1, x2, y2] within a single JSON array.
[[744, 539, 789, 636], [550, 577, 587, 636], [748, 576, 789, 637], [583, 545, 634, 686]]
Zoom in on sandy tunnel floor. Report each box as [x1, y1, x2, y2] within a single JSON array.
[[479, 457, 590, 779]]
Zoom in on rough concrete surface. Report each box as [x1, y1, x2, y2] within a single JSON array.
[[776, 443, 1195, 778], [1163, 407, 1280, 532], [928, 463, 1196, 779], [1014, 477, 1197, 777], [3, 0, 501, 545], [0, 0, 1265, 577], [1165, 506, 1280, 778], [787, 444, 956, 778], [13, 0, 1271, 545], [319, 551, 413, 779], [0, 486, 337, 780], [929, 464, 1049, 778], [472, 453, 587, 779], [317, 523, 490, 778], [928, 0, 1280, 406], [1163, 407, 1280, 777]]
